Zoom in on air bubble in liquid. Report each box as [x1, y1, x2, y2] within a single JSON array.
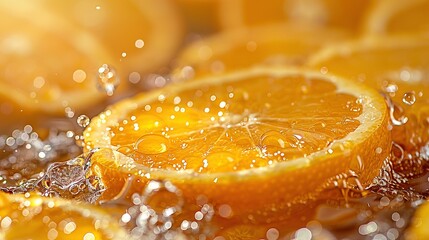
[[97, 64, 119, 96]]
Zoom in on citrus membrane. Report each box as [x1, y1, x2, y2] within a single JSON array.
[[83, 66, 390, 222]]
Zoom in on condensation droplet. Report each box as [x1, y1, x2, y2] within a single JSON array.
[[77, 115, 90, 128], [134, 134, 169, 154], [402, 92, 416, 105], [97, 64, 119, 96]]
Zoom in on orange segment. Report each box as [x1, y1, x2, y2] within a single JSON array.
[[39, 0, 184, 79], [307, 35, 429, 150], [363, 0, 429, 36], [83, 67, 389, 223], [0, 1, 112, 114], [173, 23, 351, 80], [218, 0, 374, 31], [0, 192, 129, 240]]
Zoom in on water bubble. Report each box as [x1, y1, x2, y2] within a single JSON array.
[[134, 134, 169, 155], [77, 115, 90, 128], [402, 92, 416, 105], [135, 39, 145, 48], [97, 64, 119, 96]]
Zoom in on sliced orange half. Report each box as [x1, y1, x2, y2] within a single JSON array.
[[39, 0, 184, 79], [363, 0, 429, 36], [83, 67, 389, 223], [218, 0, 374, 32], [0, 1, 112, 115], [307, 35, 429, 150], [0, 192, 129, 240], [173, 23, 351, 80]]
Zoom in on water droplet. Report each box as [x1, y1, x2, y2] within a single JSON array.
[[77, 115, 90, 128], [97, 64, 119, 96], [73, 69, 87, 83], [135, 39, 145, 48], [402, 92, 416, 105], [260, 130, 290, 150], [134, 134, 169, 155]]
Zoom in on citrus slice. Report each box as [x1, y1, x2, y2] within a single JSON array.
[[405, 202, 429, 240], [307, 35, 429, 150], [363, 0, 429, 36], [83, 67, 389, 223], [39, 0, 184, 80], [173, 23, 351, 80], [0, 1, 112, 115], [176, 0, 224, 34], [0, 192, 129, 240], [218, 0, 374, 32]]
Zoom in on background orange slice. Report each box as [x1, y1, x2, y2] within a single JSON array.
[[363, 0, 429, 36], [218, 0, 374, 32], [0, 192, 129, 240], [173, 23, 351, 80], [0, 1, 112, 116], [307, 35, 429, 151], [39, 0, 184, 80], [84, 67, 389, 223]]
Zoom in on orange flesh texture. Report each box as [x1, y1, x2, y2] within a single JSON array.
[[0, 193, 127, 240], [84, 69, 390, 222], [110, 76, 361, 173], [308, 38, 429, 149], [176, 24, 351, 78], [40, 0, 184, 76], [220, 0, 373, 31], [0, 2, 108, 114]]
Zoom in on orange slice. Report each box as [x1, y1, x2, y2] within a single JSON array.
[[405, 202, 429, 240], [307, 35, 429, 150], [218, 0, 374, 32], [0, 192, 129, 239], [39, 0, 184, 79], [0, 1, 112, 115], [83, 67, 389, 223], [176, 0, 224, 34], [363, 0, 429, 36], [173, 23, 351, 80]]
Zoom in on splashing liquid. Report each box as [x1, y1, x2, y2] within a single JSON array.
[[97, 64, 120, 96]]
